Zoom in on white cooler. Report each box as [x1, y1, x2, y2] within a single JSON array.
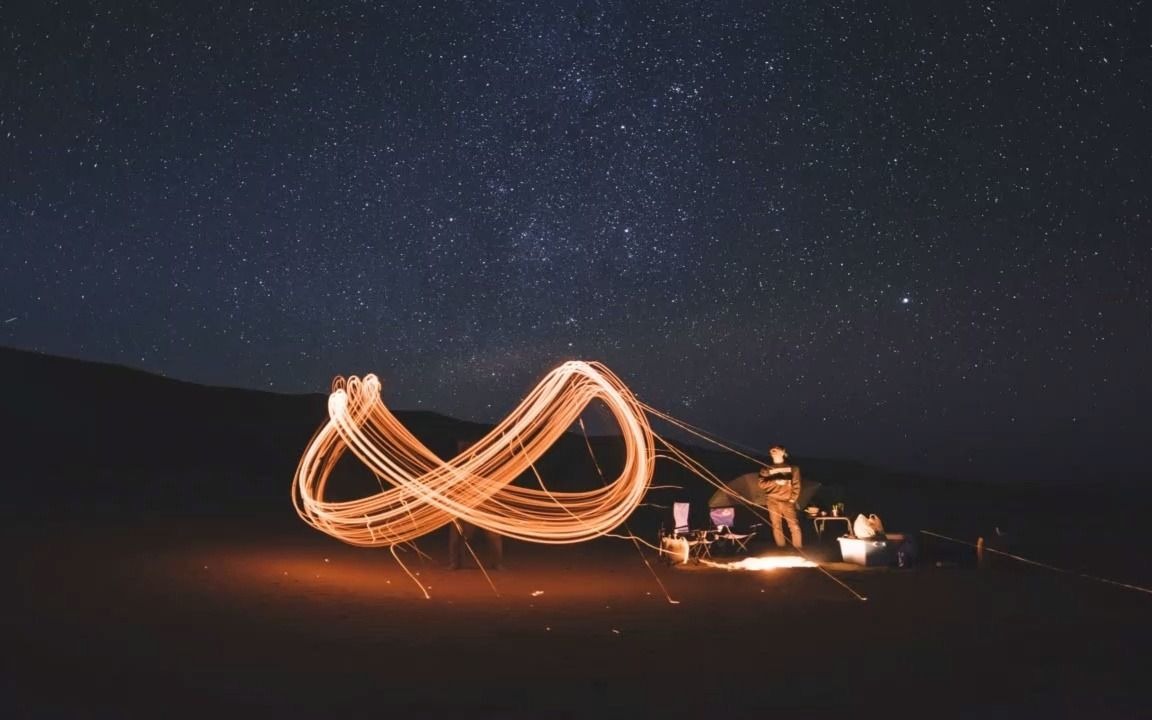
[[837, 536, 892, 566]]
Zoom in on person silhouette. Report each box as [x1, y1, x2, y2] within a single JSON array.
[[757, 444, 803, 550], [446, 438, 504, 570]]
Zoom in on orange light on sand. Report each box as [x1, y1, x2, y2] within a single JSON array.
[[707, 555, 818, 571], [292, 361, 655, 547]]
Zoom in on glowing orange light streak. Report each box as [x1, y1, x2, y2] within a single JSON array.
[[704, 555, 818, 571], [292, 361, 655, 547]]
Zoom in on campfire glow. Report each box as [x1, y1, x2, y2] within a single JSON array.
[[707, 555, 818, 571]]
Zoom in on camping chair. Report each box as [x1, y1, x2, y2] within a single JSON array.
[[659, 502, 714, 563], [709, 506, 756, 555]]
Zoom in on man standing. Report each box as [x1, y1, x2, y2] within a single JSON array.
[[757, 444, 803, 550]]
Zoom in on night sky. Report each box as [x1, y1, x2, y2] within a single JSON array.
[[2, 2, 1149, 484]]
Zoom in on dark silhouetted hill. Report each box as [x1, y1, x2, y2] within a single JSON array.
[[3, 346, 1146, 548]]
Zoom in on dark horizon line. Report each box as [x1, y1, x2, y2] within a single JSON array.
[[0, 342, 1083, 491]]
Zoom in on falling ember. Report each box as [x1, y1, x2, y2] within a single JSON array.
[[292, 361, 656, 547]]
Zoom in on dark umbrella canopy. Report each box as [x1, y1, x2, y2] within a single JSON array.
[[708, 472, 766, 508], [709, 474, 824, 512], [706, 474, 824, 532]]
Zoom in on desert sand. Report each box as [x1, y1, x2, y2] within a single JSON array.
[[5, 511, 1149, 718]]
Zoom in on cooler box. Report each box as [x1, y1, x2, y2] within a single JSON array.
[[837, 536, 891, 566]]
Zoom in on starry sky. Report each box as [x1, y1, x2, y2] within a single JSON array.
[[2, 1, 1149, 484]]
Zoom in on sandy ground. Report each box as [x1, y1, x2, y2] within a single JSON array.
[[5, 513, 1150, 718]]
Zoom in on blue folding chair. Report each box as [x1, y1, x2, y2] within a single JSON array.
[[709, 506, 756, 554]]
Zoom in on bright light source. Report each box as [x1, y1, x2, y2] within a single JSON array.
[[707, 555, 818, 571]]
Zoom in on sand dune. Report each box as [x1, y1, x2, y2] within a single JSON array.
[[6, 512, 1149, 717], [4, 347, 1149, 715]]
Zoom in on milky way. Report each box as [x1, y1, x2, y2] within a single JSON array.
[[2, 2, 1149, 482]]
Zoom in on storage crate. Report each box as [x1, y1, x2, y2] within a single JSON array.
[[837, 536, 891, 566]]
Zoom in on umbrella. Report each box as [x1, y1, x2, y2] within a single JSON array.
[[709, 474, 824, 510], [708, 472, 767, 508]]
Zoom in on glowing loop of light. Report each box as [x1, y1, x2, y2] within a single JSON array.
[[292, 361, 655, 547]]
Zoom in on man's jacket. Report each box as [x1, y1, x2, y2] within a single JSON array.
[[757, 463, 801, 504]]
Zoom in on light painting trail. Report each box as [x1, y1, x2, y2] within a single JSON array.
[[292, 360, 869, 604], [292, 361, 655, 547]]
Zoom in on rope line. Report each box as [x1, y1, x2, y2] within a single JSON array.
[[640, 402, 768, 468], [646, 401, 1145, 602], [653, 430, 868, 602], [579, 418, 679, 605], [921, 530, 1152, 597]]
